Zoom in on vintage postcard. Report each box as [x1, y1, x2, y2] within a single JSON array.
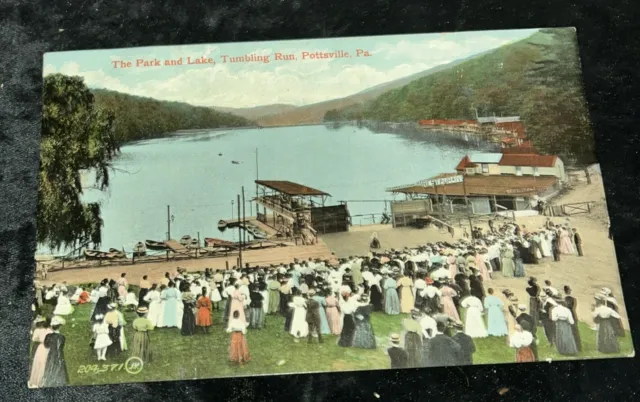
[[32, 28, 633, 388]]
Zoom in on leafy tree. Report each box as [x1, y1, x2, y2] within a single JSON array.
[[38, 74, 119, 251], [521, 28, 597, 166]]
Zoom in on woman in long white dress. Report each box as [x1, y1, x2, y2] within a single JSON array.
[[144, 285, 163, 327], [460, 295, 488, 338], [53, 292, 74, 316], [289, 291, 309, 338], [540, 231, 553, 257], [259, 283, 270, 315]]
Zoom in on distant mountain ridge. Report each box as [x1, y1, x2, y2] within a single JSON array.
[[250, 48, 507, 127], [211, 104, 298, 121]]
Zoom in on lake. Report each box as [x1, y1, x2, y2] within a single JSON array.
[[48, 125, 490, 254]]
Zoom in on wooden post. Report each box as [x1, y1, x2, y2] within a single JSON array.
[[197, 231, 200, 258], [462, 177, 474, 239], [167, 205, 171, 240], [492, 195, 497, 212], [242, 186, 246, 247], [587, 202, 591, 213], [225, 260, 229, 270]]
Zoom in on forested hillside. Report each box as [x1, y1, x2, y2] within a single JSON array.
[[327, 28, 596, 165], [91, 88, 253, 143]]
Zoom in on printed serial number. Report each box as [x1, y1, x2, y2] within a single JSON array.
[[77, 358, 144, 375]]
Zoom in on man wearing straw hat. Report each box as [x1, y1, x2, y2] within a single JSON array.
[[386, 333, 408, 369]]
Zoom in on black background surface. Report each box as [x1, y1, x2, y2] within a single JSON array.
[[1, 0, 639, 400]]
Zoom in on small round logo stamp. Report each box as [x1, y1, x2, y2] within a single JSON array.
[[124, 357, 144, 375]]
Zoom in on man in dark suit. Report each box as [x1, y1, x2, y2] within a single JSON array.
[[387, 333, 408, 369], [422, 321, 462, 367], [305, 290, 323, 344], [572, 228, 583, 256], [452, 323, 476, 365]]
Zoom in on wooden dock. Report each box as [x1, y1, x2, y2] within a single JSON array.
[[221, 216, 280, 237]]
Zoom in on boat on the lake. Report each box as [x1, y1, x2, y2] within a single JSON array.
[[84, 249, 109, 260], [204, 237, 235, 247], [180, 235, 192, 246], [145, 240, 167, 251], [108, 248, 127, 259], [217, 220, 228, 231], [133, 242, 147, 257], [231, 160, 240, 164]]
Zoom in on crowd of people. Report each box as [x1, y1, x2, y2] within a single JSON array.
[[29, 217, 625, 387]]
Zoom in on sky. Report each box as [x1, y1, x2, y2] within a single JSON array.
[[43, 29, 540, 109]]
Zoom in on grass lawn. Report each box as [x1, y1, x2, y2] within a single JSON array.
[[41, 302, 633, 386]]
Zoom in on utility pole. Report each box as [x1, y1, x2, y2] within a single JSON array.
[[237, 194, 242, 268], [462, 176, 474, 239]]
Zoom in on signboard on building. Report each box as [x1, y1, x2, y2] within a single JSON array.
[[419, 175, 464, 187], [505, 187, 536, 194]]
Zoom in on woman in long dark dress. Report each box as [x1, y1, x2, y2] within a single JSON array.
[[352, 300, 376, 349], [181, 288, 197, 336], [551, 302, 579, 356], [603, 292, 625, 337], [539, 296, 556, 347], [402, 313, 424, 368], [338, 295, 357, 347], [526, 278, 541, 329], [468, 272, 485, 303], [90, 280, 110, 322], [564, 286, 582, 351], [593, 298, 621, 353], [454, 273, 470, 299], [369, 270, 384, 312], [108, 279, 119, 302], [41, 317, 68, 387]]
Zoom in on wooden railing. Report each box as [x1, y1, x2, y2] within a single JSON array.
[[545, 201, 596, 217]]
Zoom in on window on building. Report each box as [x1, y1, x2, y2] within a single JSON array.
[[516, 166, 523, 176], [533, 167, 540, 176], [481, 163, 489, 173], [466, 168, 475, 175]]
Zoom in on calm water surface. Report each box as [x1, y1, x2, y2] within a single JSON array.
[[53, 125, 483, 253]]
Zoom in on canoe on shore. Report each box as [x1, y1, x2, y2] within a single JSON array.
[[145, 240, 168, 251]]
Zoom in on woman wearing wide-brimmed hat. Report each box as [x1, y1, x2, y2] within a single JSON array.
[[131, 306, 154, 363]]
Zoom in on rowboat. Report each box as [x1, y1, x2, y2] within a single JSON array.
[[84, 249, 109, 260], [145, 240, 167, 251], [189, 238, 200, 248], [133, 242, 147, 257], [217, 220, 228, 231], [180, 235, 192, 246], [204, 237, 235, 247], [108, 248, 127, 259]]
